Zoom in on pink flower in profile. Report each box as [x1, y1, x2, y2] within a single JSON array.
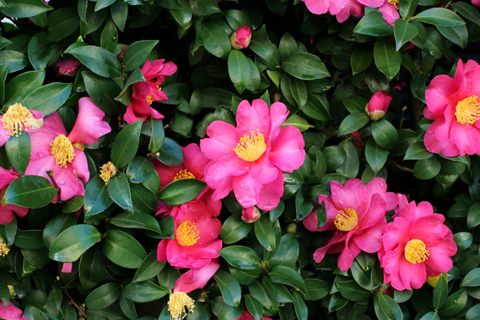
[[125, 59, 177, 124], [53, 59, 82, 77], [358, 0, 400, 26], [237, 311, 272, 320], [153, 143, 221, 215], [0, 167, 28, 224], [379, 198, 457, 291], [424, 59, 480, 156], [157, 200, 222, 269], [0, 302, 29, 320], [302, 0, 364, 23], [26, 98, 111, 202], [366, 91, 392, 121], [200, 99, 305, 210], [230, 26, 252, 49], [241, 206, 260, 223], [303, 178, 397, 271], [0, 103, 44, 147]]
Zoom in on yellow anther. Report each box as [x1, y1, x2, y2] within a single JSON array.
[[146, 95, 153, 105], [455, 95, 480, 125], [99, 161, 117, 185], [173, 169, 195, 181], [0, 237, 9, 257], [175, 221, 200, 246], [334, 208, 358, 232], [404, 239, 429, 264], [1, 103, 35, 137], [234, 129, 267, 162], [50, 134, 75, 167], [168, 292, 195, 320], [388, 0, 399, 10]]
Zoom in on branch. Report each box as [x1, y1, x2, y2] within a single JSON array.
[[45, 170, 61, 194], [314, 127, 364, 143], [63, 288, 88, 320], [387, 159, 414, 173]]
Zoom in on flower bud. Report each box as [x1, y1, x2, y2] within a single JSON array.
[[230, 26, 251, 50], [241, 206, 260, 223], [286, 223, 297, 233], [53, 59, 82, 77], [365, 91, 392, 121]]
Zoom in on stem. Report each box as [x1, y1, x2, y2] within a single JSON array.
[[6, 17, 25, 33], [45, 170, 61, 194], [314, 127, 364, 143], [387, 159, 414, 173], [63, 288, 88, 320], [146, 152, 160, 160]]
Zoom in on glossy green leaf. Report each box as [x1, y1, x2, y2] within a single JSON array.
[[84, 175, 113, 216], [65, 45, 122, 79], [0, 0, 52, 18], [42, 213, 77, 251], [254, 219, 275, 252], [374, 39, 401, 80], [214, 270, 242, 307], [158, 179, 206, 206], [49, 225, 101, 262], [23, 83, 72, 116], [5, 132, 30, 175], [219, 245, 261, 270], [228, 50, 250, 94], [220, 214, 253, 244], [85, 283, 121, 310], [281, 53, 330, 80], [123, 281, 168, 302], [107, 173, 133, 211], [394, 19, 418, 51], [110, 212, 161, 234], [132, 250, 166, 283], [111, 120, 142, 168], [2, 176, 56, 208], [337, 112, 370, 136], [416, 8, 465, 26], [269, 265, 306, 292], [102, 230, 146, 269], [123, 40, 159, 72]]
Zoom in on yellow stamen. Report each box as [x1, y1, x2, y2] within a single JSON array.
[[168, 292, 195, 320], [51, 134, 75, 167], [73, 142, 85, 151], [99, 161, 117, 185], [388, 0, 399, 10], [334, 208, 358, 232], [455, 95, 480, 125], [1, 103, 35, 137], [175, 221, 200, 246], [146, 95, 153, 105], [173, 169, 195, 181], [404, 239, 429, 264], [0, 238, 9, 257], [234, 129, 267, 162]]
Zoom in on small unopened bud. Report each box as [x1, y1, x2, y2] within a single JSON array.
[[230, 26, 252, 50], [241, 206, 260, 223], [365, 91, 392, 121], [286, 223, 297, 233], [273, 93, 282, 102], [53, 59, 82, 77]]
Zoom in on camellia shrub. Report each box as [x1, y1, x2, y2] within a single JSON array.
[[1, 0, 480, 319]]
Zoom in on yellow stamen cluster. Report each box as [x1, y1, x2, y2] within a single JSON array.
[[146, 95, 153, 105], [234, 129, 267, 162], [168, 292, 195, 320], [176, 221, 200, 246], [404, 239, 429, 264], [0, 238, 9, 257], [173, 169, 196, 181], [1, 103, 34, 137], [100, 161, 117, 185], [50, 134, 76, 167], [455, 95, 480, 125], [388, 0, 399, 10], [334, 208, 358, 232]]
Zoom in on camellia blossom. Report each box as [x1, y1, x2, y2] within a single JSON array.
[[424, 59, 480, 156], [379, 198, 457, 291], [366, 90, 392, 121], [302, 0, 364, 23], [230, 26, 252, 49], [303, 178, 397, 271], [358, 0, 400, 26], [157, 200, 222, 269], [125, 59, 177, 124], [168, 260, 219, 320], [0, 302, 29, 320], [200, 99, 305, 210], [0, 103, 44, 147], [237, 311, 273, 320], [241, 206, 260, 223], [25, 97, 111, 202], [0, 167, 28, 225]]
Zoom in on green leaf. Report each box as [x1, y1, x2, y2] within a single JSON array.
[[337, 140, 359, 179], [292, 291, 308, 320], [433, 273, 448, 309], [254, 219, 275, 252], [111, 120, 142, 168], [354, 10, 393, 36], [269, 265, 306, 292], [301, 93, 332, 121], [0, 50, 28, 73], [115, 68, 145, 106], [281, 114, 313, 132], [83, 72, 122, 114], [27, 33, 52, 71], [302, 278, 330, 301], [365, 138, 388, 174], [228, 50, 250, 94], [2, 176, 56, 208], [214, 270, 242, 307], [14, 230, 44, 249], [220, 214, 252, 244], [110, 212, 161, 234], [454, 232, 473, 251], [110, 0, 128, 32], [249, 282, 278, 312], [461, 268, 480, 287], [394, 19, 418, 51], [416, 8, 465, 26], [42, 213, 77, 251], [404, 141, 433, 160], [437, 25, 468, 49], [394, 289, 412, 303], [413, 157, 441, 180], [337, 113, 370, 136], [107, 173, 133, 211], [84, 175, 113, 216], [219, 245, 261, 270], [269, 233, 299, 269], [131, 184, 158, 215], [123, 281, 168, 303], [123, 40, 159, 72], [466, 304, 480, 320], [244, 296, 262, 320], [85, 283, 121, 310], [158, 179, 206, 206], [374, 39, 401, 80], [336, 276, 370, 302], [49, 225, 101, 262], [289, 76, 308, 109], [65, 45, 122, 79], [22, 83, 72, 116], [79, 247, 109, 290], [148, 118, 165, 153], [0, 0, 52, 18], [351, 46, 373, 75], [438, 288, 468, 317], [419, 312, 440, 320], [451, 2, 480, 27], [262, 277, 293, 303], [4, 70, 45, 106], [5, 133, 30, 175], [399, 0, 419, 19], [281, 53, 330, 80], [156, 137, 183, 166], [198, 21, 231, 59], [102, 230, 146, 269], [132, 250, 166, 283], [371, 119, 399, 149], [374, 294, 402, 320], [47, 7, 79, 41]]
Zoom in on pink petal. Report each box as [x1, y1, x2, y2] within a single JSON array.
[[353, 218, 386, 253], [0, 167, 19, 190], [200, 121, 238, 161], [330, 180, 368, 216], [329, 0, 350, 14], [313, 231, 347, 263], [378, 3, 401, 26], [236, 100, 270, 139], [173, 260, 220, 294], [71, 149, 89, 183], [268, 102, 289, 139], [153, 159, 182, 189], [125, 98, 164, 125], [204, 155, 248, 189], [183, 143, 209, 180], [210, 176, 234, 201], [398, 256, 427, 290], [61, 263, 73, 273], [0, 125, 9, 147], [256, 171, 284, 211], [157, 239, 169, 262], [450, 120, 480, 155], [425, 75, 456, 116], [232, 172, 262, 208], [338, 237, 361, 271], [269, 126, 305, 173], [25, 156, 56, 181], [359, 193, 387, 229], [29, 112, 66, 160], [302, 0, 329, 14], [166, 238, 222, 269], [0, 207, 14, 225], [68, 97, 111, 145], [357, 0, 384, 7]]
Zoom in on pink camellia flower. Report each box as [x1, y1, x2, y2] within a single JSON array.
[[157, 200, 222, 269], [237, 311, 273, 320], [302, 0, 364, 23], [167, 260, 219, 320], [473, 0, 480, 7], [0, 103, 44, 147], [25, 97, 111, 202], [357, 0, 400, 26], [230, 26, 252, 49], [200, 99, 305, 210], [0, 167, 28, 224], [424, 59, 480, 156], [124, 59, 177, 124], [379, 198, 457, 291], [241, 206, 260, 223], [53, 59, 82, 77], [303, 178, 397, 271], [0, 302, 29, 320], [366, 91, 392, 121], [153, 143, 221, 215]]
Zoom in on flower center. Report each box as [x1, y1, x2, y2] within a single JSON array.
[[168, 292, 195, 320], [455, 95, 480, 125], [100, 161, 117, 185], [404, 239, 429, 264], [0, 237, 9, 257], [1, 103, 35, 137], [173, 169, 196, 181], [146, 95, 153, 105], [388, 0, 399, 10], [175, 221, 200, 246], [51, 134, 76, 167], [234, 129, 267, 162], [334, 208, 358, 232]]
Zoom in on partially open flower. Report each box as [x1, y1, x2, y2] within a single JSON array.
[[366, 91, 392, 121], [53, 59, 82, 77], [241, 206, 260, 223], [230, 26, 251, 50]]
